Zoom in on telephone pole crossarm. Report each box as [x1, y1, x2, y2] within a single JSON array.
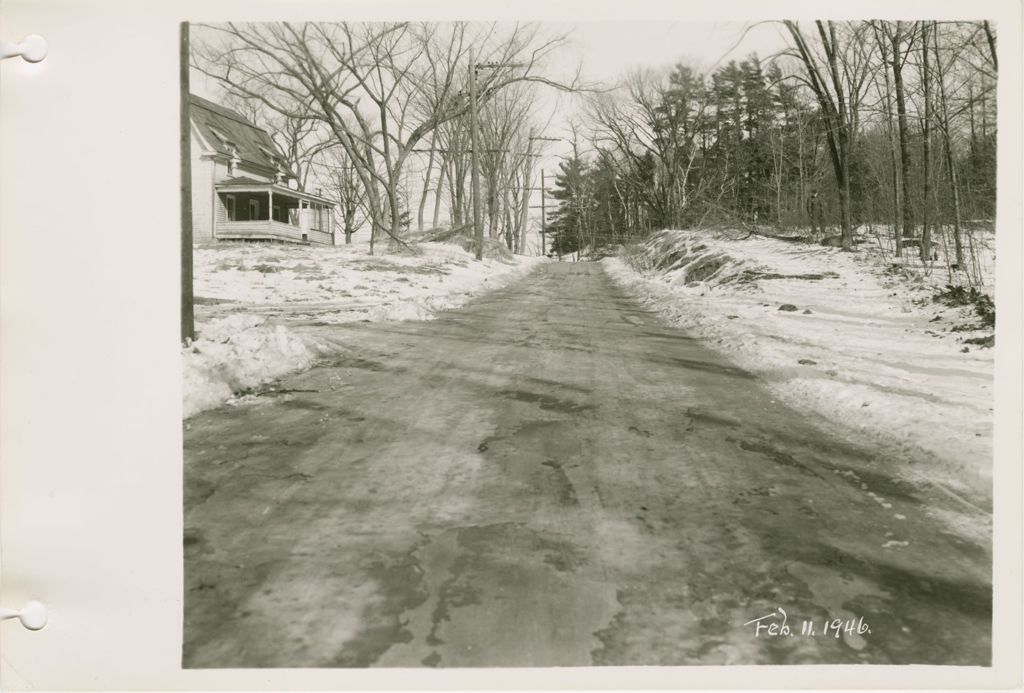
[[475, 62, 526, 69]]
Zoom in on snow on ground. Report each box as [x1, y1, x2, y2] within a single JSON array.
[[183, 313, 320, 419], [604, 229, 994, 501], [184, 238, 544, 418], [854, 222, 996, 295]]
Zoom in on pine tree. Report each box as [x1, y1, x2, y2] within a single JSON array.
[[547, 155, 590, 257]]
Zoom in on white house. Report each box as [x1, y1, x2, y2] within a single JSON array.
[[190, 94, 335, 245]]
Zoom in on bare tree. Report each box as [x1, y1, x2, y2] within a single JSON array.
[[981, 21, 998, 74], [782, 21, 873, 249], [932, 23, 966, 268], [432, 88, 474, 231], [478, 80, 539, 248], [194, 21, 579, 254], [324, 148, 366, 244], [920, 20, 933, 261], [877, 20, 917, 256], [868, 30, 902, 244], [586, 65, 707, 230]]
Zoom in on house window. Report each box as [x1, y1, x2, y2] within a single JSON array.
[[249, 199, 260, 220], [225, 195, 236, 221]]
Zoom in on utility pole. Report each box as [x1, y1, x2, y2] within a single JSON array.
[[518, 134, 533, 255], [528, 176, 550, 257], [575, 198, 582, 262], [541, 169, 547, 258], [525, 136, 558, 257], [180, 21, 195, 343], [469, 55, 483, 260]]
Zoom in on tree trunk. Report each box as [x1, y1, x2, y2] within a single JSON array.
[[797, 116, 805, 228], [417, 135, 437, 232], [344, 212, 354, 245], [486, 167, 500, 241], [920, 21, 932, 261], [877, 28, 902, 250], [518, 153, 532, 255], [785, 21, 854, 249], [451, 158, 465, 226], [433, 151, 449, 229], [932, 25, 964, 268], [892, 21, 913, 257], [982, 20, 998, 72], [504, 204, 515, 251], [453, 157, 467, 226]]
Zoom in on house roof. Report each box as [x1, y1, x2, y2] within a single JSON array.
[[215, 176, 271, 187], [190, 94, 285, 174]]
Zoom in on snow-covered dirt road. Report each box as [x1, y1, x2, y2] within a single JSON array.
[[183, 262, 990, 668]]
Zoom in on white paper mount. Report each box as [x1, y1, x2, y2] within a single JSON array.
[[0, 32, 48, 631], [0, 601, 48, 630], [0, 34, 48, 63]]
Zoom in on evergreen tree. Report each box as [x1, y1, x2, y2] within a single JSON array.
[[547, 154, 590, 257]]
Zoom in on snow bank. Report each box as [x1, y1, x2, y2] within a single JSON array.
[[192, 239, 543, 322], [605, 230, 993, 500], [184, 239, 544, 418], [182, 314, 324, 418]]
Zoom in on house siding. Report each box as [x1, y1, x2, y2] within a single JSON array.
[[189, 96, 333, 246], [307, 229, 335, 246], [190, 132, 216, 242], [191, 134, 277, 241]]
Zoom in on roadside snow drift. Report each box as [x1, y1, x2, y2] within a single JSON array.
[[183, 314, 320, 418], [184, 240, 543, 417], [605, 229, 994, 500]]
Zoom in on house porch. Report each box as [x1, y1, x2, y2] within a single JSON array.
[[213, 181, 335, 246]]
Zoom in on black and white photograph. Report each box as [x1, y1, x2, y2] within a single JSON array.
[[0, 0, 1020, 688], [177, 18, 1002, 669]]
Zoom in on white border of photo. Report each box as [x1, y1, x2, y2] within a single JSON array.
[[0, 0, 1020, 690]]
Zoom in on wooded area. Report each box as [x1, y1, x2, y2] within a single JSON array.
[[193, 20, 998, 284], [548, 20, 997, 281]]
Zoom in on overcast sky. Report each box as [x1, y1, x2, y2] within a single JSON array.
[[522, 21, 791, 164], [559, 20, 789, 83]]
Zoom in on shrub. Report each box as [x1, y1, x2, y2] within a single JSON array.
[[934, 284, 995, 328]]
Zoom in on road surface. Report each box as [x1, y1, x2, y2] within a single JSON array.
[[183, 261, 991, 667]]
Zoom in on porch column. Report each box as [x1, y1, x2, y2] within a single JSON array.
[[268, 188, 273, 222]]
